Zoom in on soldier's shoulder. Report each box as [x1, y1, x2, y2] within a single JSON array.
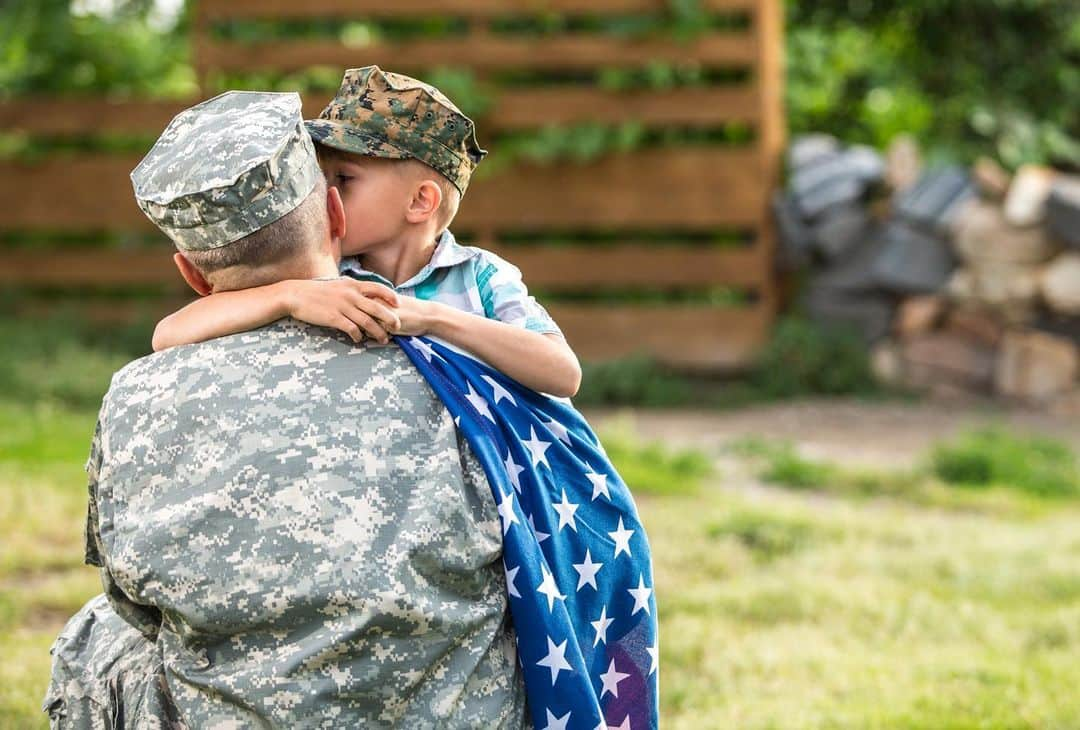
[[107, 319, 411, 394]]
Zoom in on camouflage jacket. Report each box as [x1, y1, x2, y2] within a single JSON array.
[[68, 319, 528, 728]]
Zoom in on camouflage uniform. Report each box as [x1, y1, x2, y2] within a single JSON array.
[[44, 92, 529, 728], [306, 65, 487, 195]]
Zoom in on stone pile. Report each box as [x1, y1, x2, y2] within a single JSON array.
[[774, 134, 1080, 409]]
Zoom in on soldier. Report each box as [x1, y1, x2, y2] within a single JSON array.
[[43, 91, 529, 728]]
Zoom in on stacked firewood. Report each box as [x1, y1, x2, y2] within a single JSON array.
[[774, 134, 1080, 410]]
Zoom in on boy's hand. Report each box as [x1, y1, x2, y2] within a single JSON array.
[[388, 297, 437, 337], [282, 278, 400, 344]]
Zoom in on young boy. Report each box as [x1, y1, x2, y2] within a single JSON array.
[[153, 66, 581, 398]]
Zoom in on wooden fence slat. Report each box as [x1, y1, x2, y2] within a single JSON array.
[[550, 302, 771, 369], [0, 250, 181, 287], [0, 99, 185, 136], [198, 34, 757, 75], [460, 147, 764, 228], [200, 0, 756, 20], [0, 244, 768, 290], [0, 147, 763, 230], [0, 85, 759, 137], [489, 86, 760, 128], [486, 244, 767, 289], [0, 158, 153, 231]]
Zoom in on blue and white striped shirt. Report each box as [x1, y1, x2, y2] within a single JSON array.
[[339, 229, 563, 337]]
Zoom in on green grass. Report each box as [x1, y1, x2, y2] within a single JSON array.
[[645, 488, 1080, 728], [729, 429, 1079, 516], [600, 421, 714, 496], [0, 399, 102, 729], [930, 427, 1080, 498]]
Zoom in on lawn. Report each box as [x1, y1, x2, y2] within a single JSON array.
[[3, 397, 1080, 728]]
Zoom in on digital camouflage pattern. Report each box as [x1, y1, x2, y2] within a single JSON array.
[[130, 91, 322, 252], [48, 320, 529, 728], [43, 594, 184, 730], [305, 66, 487, 195]]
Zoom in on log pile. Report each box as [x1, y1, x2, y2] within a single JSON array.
[[774, 134, 1080, 410]]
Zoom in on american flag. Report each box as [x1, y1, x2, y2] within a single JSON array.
[[397, 335, 659, 730]]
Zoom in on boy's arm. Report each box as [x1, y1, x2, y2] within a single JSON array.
[[396, 299, 582, 397], [152, 278, 400, 351]]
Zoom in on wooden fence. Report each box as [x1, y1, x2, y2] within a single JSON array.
[[0, 0, 784, 369]]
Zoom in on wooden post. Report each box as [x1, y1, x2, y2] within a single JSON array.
[[753, 0, 785, 321]]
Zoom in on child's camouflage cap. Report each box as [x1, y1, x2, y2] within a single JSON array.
[[131, 91, 321, 252], [305, 66, 487, 196]]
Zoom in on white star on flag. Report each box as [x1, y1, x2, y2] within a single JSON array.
[[608, 517, 634, 559], [627, 574, 652, 616], [504, 564, 521, 598], [527, 512, 550, 543], [464, 382, 494, 422], [572, 549, 603, 591], [504, 451, 526, 493], [551, 489, 579, 532], [590, 604, 614, 647], [542, 708, 571, 730], [646, 644, 659, 675], [496, 490, 519, 535], [536, 636, 572, 685], [536, 565, 566, 612], [409, 337, 439, 362], [599, 658, 630, 699], [481, 374, 517, 406], [608, 716, 631, 730], [521, 426, 553, 468], [541, 415, 572, 446], [586, 468, 611, 502]]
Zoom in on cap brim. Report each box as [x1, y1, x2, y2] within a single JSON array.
[[304, 119, 414, 162]]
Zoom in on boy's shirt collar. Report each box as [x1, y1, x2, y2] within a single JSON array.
[[339, 229, 479, 290]]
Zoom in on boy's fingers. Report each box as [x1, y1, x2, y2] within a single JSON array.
[[351, 296, 400, 331]]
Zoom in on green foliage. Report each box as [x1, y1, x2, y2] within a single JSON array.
[[750, 317, 883, 398], [576, 356, 697, 407], [930, 427, 1080, 498], [0, 0, 196, 99], [786, 0, 1080, 167]]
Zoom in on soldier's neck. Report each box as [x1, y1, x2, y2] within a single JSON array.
[[212, 253, 341, 292]]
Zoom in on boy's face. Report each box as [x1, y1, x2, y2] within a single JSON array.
[[319, 153, 413, 257]]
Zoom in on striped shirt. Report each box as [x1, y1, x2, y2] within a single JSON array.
[[339, 230, 562, 337]]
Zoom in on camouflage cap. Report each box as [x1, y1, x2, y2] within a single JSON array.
[[131, 91, 322, 252], [305, 66, 487, 196]]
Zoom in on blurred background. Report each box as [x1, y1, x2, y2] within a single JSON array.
[[1, 0, 1079, 727]]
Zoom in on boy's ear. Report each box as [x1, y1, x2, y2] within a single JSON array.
[[405, 180, 442, 224], [173, 252, 213, 296], [327, 185, 346, 243]]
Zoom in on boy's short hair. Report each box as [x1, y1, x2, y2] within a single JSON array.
[[317, 144, 461, 234], [183, 175, 328, 276]]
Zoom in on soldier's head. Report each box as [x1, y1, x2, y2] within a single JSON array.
[[305, 66, 487, 256], [131, 91, 347, 294]]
